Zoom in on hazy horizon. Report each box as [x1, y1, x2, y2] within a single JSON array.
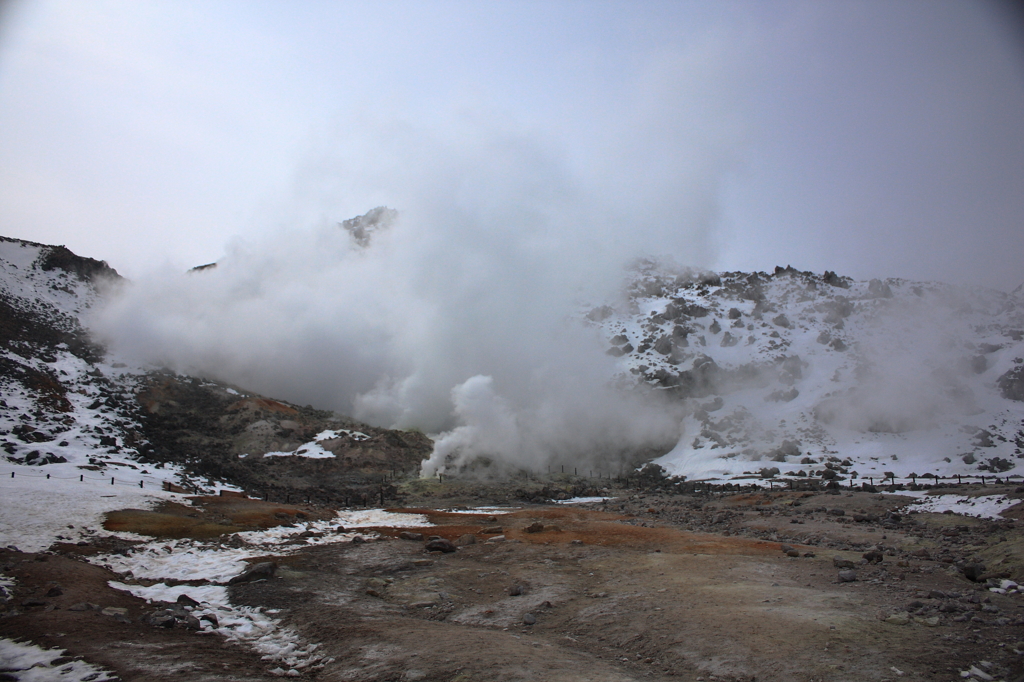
[[0, 0, 1021, 291]]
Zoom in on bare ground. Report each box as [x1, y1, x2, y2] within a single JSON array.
[[4, 486, 1024, 681]]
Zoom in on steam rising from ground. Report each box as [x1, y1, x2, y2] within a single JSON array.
[[850, 285, 1008, 424], [89, 117, 719, 475]]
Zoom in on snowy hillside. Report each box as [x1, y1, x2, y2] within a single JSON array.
[[4, 235, 1024, 682], [0, 238, 429, 677], [0, 236, 429, 510], [0, 237, 159, 474], [4, 231, 1024, 492], [0, 238, 204, 550], [588, 261, 1024, 482]]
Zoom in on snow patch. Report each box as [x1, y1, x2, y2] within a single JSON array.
[[108, 581, 322, 672], [263, 442, 335, 459], [94, 509, 433, 673], [333, 509, 430, 528], [441, 506, 519, 515], [315, 429, 370, 442], [903, 494, 1019, 519], [0, 472, 186, 553], [0, 638, 117, 681]]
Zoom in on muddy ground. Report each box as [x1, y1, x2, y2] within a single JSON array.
[[4, 484, 1024, 681]]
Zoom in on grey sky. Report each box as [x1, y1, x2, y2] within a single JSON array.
[[0, 0, 1021, 290]]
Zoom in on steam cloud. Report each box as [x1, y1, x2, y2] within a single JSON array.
[[88, 111, 734, 475], [812, 287, 992, 434]]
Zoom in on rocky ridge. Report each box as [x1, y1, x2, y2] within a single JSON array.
[[585, 260, 1024, 483]]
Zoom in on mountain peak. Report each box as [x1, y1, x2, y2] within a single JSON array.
[[340, 206, 398, 248]]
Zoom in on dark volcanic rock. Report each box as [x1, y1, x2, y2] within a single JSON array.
[[135, 372, 432, 492], [822, 271, 849, 288], [228, 561, 277, 585], [424, 538, 457, 553], [963, 563, 986, 582], [997, 366, 1024, 401], [37, 243, 120, 283]]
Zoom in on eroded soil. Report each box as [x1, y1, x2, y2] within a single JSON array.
[[4, 486, 1024, 681]]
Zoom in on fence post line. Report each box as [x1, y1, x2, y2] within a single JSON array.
[[111, 477, 115, 485]]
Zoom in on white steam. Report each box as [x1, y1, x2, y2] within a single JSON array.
[[89, 111, 733, 474], [813, 285, 992, 433]]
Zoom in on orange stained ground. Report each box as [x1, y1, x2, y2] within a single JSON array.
[[382, 506, 781, 556], [100, 496, 784, 557]]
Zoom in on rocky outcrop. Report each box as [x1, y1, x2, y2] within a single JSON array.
[[37, 244, 120, 283], [0, 236, 120, 284], [341, 206, 398, 248], [136, 373, 433, 490], [868, 278, 893, 298], [998, 366, 1024, 401]]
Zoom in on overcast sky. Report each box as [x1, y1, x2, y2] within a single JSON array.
[[0, 0, 1021, 290]]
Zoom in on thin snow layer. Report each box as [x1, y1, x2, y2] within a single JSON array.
[[555, 496, 612, 504], [0, 580, 12, 606], [315, 429, 369, 442], [263, 441, 335, 459], [96, 509, 433, 673], [0, 471, 184, 553], [0, 638, 117, 681], [96, 541, 259, 583], [333, 509, 430, 528], [904, 494, 1019, 519], [440, 506, 518, 515], [262, 429, 374, 459], [108, 581, 322, 672], [92, 515, 388, 582]]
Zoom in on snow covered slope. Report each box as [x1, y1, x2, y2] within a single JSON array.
[[0, 236, 155, 473], [0, 236, 429, 508], [588, 261, 1024, 482], [0, 237, 198, 551], [4, 231, 1023, 493]]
